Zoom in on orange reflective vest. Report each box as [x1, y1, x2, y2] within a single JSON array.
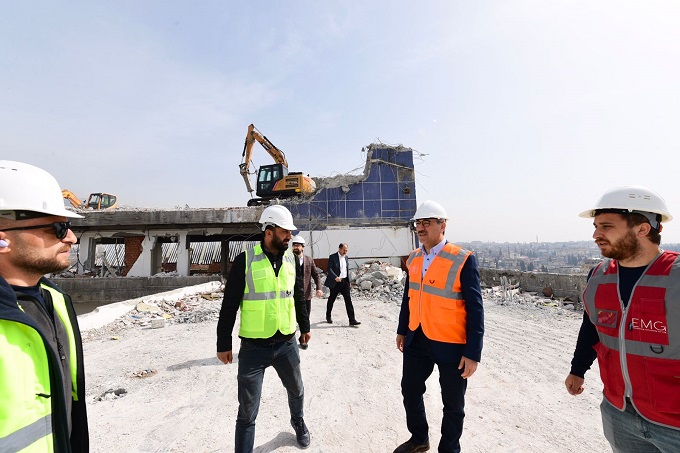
[[406, 243, 471, 344], [583, 251, 680, 429]]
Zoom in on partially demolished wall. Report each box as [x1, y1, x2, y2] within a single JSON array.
[[282, 144, 417, 230]]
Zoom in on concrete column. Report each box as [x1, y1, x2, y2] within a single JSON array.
[[76, 234, 95, 274], [149, 236, 163, 276], [176, 232, 190, 276]]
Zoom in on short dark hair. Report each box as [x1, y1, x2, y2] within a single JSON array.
[[594, 209, 662, 245], [338, 243, 346, 249]]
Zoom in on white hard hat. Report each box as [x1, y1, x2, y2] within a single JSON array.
[[0, 160, 83, 220], [412, 200, 449, 221], [579, 185, 672, 228], [291, 235, 306, 245], [259, 205, 296, 231]]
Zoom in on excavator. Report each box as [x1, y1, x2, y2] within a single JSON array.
[[62, 189, 118, 210], [240, 124, 316, 207]]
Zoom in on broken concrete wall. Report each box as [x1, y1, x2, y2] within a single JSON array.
[[53, 275, 221, 311], [283, 144, 417, 230], [479, 268, 586, 301]]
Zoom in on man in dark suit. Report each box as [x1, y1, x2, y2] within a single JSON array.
[[395, 200, 484, 453], [324, 243, 361, 327], [291, 235, 323, 349]]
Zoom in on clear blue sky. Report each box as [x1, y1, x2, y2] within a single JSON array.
[[3, 1, 680, 243]]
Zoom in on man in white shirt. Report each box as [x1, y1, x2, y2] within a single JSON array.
[[323, 243, 360, 326]]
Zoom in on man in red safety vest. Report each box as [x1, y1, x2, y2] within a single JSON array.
[[566, 185, 680, 452]]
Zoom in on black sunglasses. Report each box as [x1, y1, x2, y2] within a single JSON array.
[[2, 221, 72, 240]]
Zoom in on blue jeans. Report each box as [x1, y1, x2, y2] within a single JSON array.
[[401, 330, 467, 453], [234, 336, 305, 453], [601, 398, 680, 453]]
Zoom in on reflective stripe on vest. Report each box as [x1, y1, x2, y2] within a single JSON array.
[[239, 244, 296, 338], [407, 243, 471, 343], [0, 320, 54, 452], [583, 251, 680, 429], [41, 284, 79, 400]]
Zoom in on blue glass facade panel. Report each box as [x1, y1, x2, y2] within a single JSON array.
[[283, 146, 417, 227], [345, 201, 364, 218], [380, 183, 399, 200], [363, 200, 383, 218], [309, 201, 328, 220], [364, 168, 380, 183], [378, 164, 394, 181], [399, 183, 415, 200], [381, 199, 399, 213], [363, 183, 381, 199], [345, 186, 364, 201], [325, 187, 342, 201]]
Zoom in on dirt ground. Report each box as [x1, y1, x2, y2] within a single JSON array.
[[81, 295, 610, 453]]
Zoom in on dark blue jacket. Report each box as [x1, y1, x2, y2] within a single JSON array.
[[324, 252, 349, 289]]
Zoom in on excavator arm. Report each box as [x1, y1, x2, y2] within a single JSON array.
[[62, 189, 117, 210], [240, 124, 289, 194], [62, 189, 83, 208]]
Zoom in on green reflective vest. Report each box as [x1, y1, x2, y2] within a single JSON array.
[[239, 244, 296, 338], [41, 285, 79, 400], [0, 285, 80, 452], [0, 318, 54, 452]]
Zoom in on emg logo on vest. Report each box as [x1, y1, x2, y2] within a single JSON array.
[[630, 318, 668, 334]]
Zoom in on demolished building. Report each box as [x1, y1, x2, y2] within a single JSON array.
[[60, 144, 419, 307], [279, 143, 418, 270]]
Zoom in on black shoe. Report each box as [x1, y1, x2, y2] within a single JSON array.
[[349, 320, 361, 327], [326, 317, 333, 324], [393, 439, 430, 453], [291, 418, 310, 448]]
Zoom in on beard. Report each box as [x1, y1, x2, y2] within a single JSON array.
[[12, 245, 71, 276], [601, 229, 642, 261], [271, 234, 289, 253], [292, 248, 301, 256]]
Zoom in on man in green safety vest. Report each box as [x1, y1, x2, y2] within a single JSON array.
[[217, 204, 311, 453], [0, 160, 89, 452]]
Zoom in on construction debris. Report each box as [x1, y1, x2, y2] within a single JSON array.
[[346, 260, 406, 304], [82, 288, 224, 341], [96, 388, 127, 401], [82, 262, 582, 344], [131, 369, 157, 378]]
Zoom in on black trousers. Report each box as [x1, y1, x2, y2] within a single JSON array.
[[401, 329, 467, 453], [325, 279, 357, 322], [304, 300, 312, 320]]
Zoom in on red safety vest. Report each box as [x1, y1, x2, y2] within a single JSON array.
[[583, 251, 680, 429], [406, 243, 470, 344]]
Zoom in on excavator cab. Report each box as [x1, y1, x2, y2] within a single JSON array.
[[62, 189, 118, 210], [256, 164, 287, 197], [87, 193, 117, 210], [241, 124, 317, 206]]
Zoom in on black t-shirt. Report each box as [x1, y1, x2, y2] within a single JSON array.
[[569, 263, 646, 377]]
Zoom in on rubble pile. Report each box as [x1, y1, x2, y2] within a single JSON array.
[[483, 286, 581, 312], [347, 260, 406, 303], [82, 288, 224, 340]]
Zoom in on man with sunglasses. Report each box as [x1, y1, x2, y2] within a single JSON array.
[[216, 204, 311, 452], [394, 200, 484, 453], [0, 160, 89, 452]]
